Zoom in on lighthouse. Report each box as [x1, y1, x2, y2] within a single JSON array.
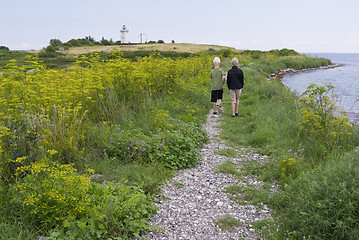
[[120, 25, 129, 43]]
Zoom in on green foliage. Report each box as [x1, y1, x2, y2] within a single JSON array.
[[278, 148, 359, 239], [48, 181, 156, 239], [38, 46, 64, 58], [103, 119, 208, 169], [241, 48, 300, 59]]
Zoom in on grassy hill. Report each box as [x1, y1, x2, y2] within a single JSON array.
[[29, 43, 238, 55]]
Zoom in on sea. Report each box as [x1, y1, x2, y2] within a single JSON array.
[[282, 53, 359, 123]]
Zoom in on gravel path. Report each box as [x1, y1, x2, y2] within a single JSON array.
[[144, 111, 272, 240]]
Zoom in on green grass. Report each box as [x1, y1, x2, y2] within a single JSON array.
[[223, 184, 272, 208], [276, 147, 359, 239], [214, 215, 242, 232], [173, 182, 185, 188], [216, 160, 242, 177], [90, 160, 173, 195], [0, 192, 43, 239], [216, 148, 239, 158]]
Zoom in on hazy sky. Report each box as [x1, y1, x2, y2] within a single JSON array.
[[1, 0, 358, 53]]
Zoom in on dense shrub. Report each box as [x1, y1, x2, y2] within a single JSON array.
[[0, 46, 10, 51], [104, 118, 208, 169]]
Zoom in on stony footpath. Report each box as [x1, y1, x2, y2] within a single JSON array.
[[144, 111, 272, 240]]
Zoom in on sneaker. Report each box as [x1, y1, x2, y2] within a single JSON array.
[[217, 104, 221, 108], [231, 114, 235, 117], [213, 112, 217, 115], [235, 112, 239, 116]]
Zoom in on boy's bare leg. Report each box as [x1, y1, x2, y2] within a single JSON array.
[[213, 102, 217, 113], [235, 100, 239, 113]]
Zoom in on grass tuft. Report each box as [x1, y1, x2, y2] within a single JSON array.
[[214, 215, 242, 232]]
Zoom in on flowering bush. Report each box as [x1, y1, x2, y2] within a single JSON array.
[[274, 147, 305, 179], [11, 159, 92, 228], [11, 159, 156, 239], [44, 182, 157, 239], [298, 83, 353, 159]]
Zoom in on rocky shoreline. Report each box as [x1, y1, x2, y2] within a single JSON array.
[[268, 63, 343, 81]]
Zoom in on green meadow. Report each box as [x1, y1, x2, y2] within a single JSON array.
[[1, 43, 358, 239]]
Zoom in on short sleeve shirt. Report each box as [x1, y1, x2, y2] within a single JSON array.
[[210, 68, 225, 90]]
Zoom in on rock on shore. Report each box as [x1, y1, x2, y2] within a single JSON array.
[[268, 63, 343, 81]]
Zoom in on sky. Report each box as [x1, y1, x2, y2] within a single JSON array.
[[1, 0, 359, 53]]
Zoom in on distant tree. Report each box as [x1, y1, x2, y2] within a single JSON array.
[[278, 48, 299, 56], [0, 46, 10, 51], [157, 40, 165, 44], [221, 49, 233, 58], [85, 36, 95, 43], [49, 39, 63, 48], [38, 45, 58, 58], [64, 38, 95, 47], [64, 39, 81, 47], [147, 41, 156, 44], [46, 45, 56, 52], [171, 40, 175, 44], [100, 37, 112, 46]]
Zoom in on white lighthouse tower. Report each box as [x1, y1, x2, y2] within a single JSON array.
[[120, 25, 129, 43]]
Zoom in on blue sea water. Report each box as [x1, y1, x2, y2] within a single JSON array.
[[282, 53, 359, 122]]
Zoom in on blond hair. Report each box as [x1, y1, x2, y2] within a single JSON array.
[[231, 57, 239, 66], [213, 57, 221, 65]]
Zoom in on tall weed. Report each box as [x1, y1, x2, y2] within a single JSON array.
[[278, 147, 359, 239]]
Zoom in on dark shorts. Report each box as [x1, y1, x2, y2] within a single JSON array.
[[211, 89, 223, 103]]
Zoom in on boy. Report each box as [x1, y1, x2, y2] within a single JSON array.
[[226, 57, 244, 117], [210, 57, 226, 114]]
